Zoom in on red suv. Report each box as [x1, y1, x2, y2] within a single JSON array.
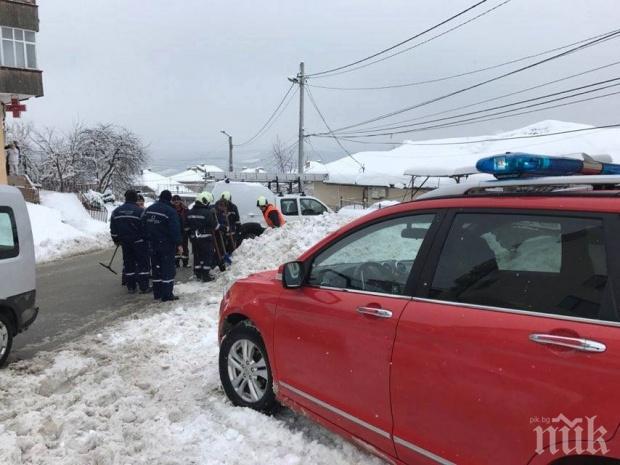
[[218, 181, 620, 465]]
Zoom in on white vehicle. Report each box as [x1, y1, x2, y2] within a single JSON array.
[[211, 181, 331, 229], [0, 185, 37, 366]]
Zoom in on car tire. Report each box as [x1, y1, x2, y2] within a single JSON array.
[[0, 313, 14, 368], [219, 324, 277, 413]]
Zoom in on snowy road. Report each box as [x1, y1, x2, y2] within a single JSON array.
[[1, 215, 383, 465], [11, 248, 194, 363]]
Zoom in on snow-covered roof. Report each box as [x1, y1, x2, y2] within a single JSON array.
[[241, 167, 267, 174], [309, 121, 620, 189], [134, 169, 193, 193], [304, 160, 329, 175], [169, 164, 224, 183]]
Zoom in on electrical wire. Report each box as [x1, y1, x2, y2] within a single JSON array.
[[309, 0, 513, 80], [328, 86, 620, 138], [333, 60, 620, 133], [325, 29, 620, 133], [326, 77, 620, 137], [235, 83, 296, 146], [319, 123, 620, 147], [306, 0, 490, 78], [308, 30, 619, 90], [305, 86, 364, 169]]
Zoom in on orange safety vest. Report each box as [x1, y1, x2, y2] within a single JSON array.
[[263, 204, 286, 228]]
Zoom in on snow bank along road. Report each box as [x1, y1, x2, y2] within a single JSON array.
[[1, 215, 383, 465]]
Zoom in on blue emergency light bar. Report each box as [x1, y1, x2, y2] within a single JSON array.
[[476, 152, 620, 179]]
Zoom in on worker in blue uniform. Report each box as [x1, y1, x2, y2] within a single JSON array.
[[110, 190, 150, 294], [143, 190, 182, 301]]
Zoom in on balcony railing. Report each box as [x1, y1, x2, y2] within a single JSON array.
[[4, 1, 37, 5]]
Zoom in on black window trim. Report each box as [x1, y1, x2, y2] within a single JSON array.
[[0, 206, 19, 260], [300, 209, 448, 297], [414, 207, 620, 327]]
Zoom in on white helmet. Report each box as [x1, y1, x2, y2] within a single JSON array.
[[257, 195, 268, 207], [196, 191, 214, 206], [221, 191, 232, 201]]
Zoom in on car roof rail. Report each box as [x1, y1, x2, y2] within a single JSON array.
[[418, 175, 620, 200]]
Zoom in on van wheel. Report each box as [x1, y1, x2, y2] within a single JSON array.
[[219, 325, 277, 413], [0, 313, 14, 367]]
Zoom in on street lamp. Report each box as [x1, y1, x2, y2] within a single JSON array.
[[221, 130, 233, 173]]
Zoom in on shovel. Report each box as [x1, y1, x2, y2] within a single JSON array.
[[99, 245, 120, 275]]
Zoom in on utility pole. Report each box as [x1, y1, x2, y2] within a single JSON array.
[[297, 62, 305, 174], [220, 130, 233, 172], [288, 62, 306, 174]]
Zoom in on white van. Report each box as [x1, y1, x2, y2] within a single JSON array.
[[0, 185, 37, 366], [211, 181, 332, 228]]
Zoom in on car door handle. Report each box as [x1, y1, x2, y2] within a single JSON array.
[[529, 333, 607, 353], [357, 307, 393, 318]]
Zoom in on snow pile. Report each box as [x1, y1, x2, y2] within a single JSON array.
[[0, 214, 381, 465], [28, 191, 111, 263], [338, 200, 401, 218], [307, 120, 620, 188]]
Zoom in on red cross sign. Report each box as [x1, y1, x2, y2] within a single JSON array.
[[6, 98, 26, 118]]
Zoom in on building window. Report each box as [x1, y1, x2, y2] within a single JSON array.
[[0, 27, 37, 70]]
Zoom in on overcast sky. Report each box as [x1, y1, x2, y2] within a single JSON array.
[[24, 0, 620, 170]]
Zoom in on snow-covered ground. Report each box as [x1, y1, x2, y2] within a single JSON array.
[[0, 214, 384, 465], [28, 191, 111, 263]]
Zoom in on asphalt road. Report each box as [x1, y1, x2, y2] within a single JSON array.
[[10, 248, 194, 363]]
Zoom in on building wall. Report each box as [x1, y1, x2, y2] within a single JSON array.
[[0, 104, 6, 184], [312, 182, 414, 210]]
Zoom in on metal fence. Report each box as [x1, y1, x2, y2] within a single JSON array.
[[84, 207, 108, 223]]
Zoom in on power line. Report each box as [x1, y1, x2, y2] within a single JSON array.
[[327, 77, 620, 137], [318, 123, 620, 147], [236, 83, 296, 146], [335, 60, 620, 133], [305, 86, 364, 169], [308, 30, 619, 90], [326, 29, 620, 133], [330, 86, 620, 138], [306, 0, 490, 78], [309, 0, 512, 80]]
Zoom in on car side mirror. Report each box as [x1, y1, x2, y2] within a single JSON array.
[[282, 261, 305, 289], [401, 226, 427, 239]]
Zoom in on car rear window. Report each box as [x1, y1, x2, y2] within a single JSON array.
[[280, 199, 299, 216], [430, 213, 616, 322], [0, 207, 19, 260]]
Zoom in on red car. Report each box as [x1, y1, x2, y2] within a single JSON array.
[[218, 178, 620, 465]]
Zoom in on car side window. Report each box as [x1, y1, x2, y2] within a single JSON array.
[[300, 198, 326, 216], [280, 199, 299, 216], [0, 207, 19, 260], [430, 213, 614, 322], [308, 214, 435, 296]]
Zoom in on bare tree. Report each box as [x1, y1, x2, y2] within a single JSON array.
[[32, 125, 85, 192], [80, 124, 147, 193], [271, 136, 295, 173]]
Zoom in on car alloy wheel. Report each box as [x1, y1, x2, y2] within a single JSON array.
[[219, 324, 277, 413], [227, 339, 268, 403]]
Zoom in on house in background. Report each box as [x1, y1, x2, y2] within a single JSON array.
[[0, 0, 43, 186], [168, 163, 224, 192]]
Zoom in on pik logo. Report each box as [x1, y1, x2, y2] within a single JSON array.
[[532, 414, 609, 456]]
